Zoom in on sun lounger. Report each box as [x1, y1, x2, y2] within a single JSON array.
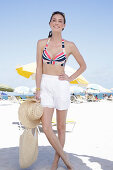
[[52, 118, 76, 132], [87, 95, 97, 102]]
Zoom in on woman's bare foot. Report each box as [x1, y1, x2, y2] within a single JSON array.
[[64, 153, 73, 170], [51, 154, 73, 170], [50, 161, 58, 170], [67, 164, 73, 170]]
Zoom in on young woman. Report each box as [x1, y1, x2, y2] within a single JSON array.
[[35, 11, 87, 170]]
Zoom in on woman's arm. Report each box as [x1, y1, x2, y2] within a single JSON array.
[[68, 42, 87, 82], [35, 40, 43, 99]]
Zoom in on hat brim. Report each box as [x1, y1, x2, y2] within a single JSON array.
[[18, 100, 42, 128]]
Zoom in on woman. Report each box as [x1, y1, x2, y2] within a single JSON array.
[[35, 11, 86, 170]]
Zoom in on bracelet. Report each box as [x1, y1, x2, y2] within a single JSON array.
[[36, 88, 40, 91]]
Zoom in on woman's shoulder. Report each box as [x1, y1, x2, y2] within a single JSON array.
[[37, 38, 48, 45], [64, 39, 76, 49], [37, 38, 49, 49]]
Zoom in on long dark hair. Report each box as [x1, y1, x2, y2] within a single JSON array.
[[48, 11, 66, 38]]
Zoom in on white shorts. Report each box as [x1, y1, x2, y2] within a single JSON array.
[[40, 74, 70, 110]]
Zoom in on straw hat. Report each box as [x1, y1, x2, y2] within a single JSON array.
[[18, 98, 43, 128], [19, 128, 38, 168]]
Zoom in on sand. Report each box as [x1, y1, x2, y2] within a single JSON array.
[[0, 100, 113, 170]]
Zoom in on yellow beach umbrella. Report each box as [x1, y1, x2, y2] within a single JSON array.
[[16, 63, 88, 85], [65, 65, 88, 85], [16, 63, 36, 79]]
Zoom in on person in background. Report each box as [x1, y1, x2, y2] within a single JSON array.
[[108, 94, 113, 100], [95, 95, 98, 100]]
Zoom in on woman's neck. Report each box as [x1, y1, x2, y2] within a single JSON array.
[[51, 32, 62, 43]]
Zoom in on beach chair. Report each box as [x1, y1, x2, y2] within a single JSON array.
[[37, 117, 76, 133], [52, 118, 76, 132], [70, 95, 76, 103], [8, 96, 19, 103], [75, 95, 84, 103], [87, 94, 96, 102]]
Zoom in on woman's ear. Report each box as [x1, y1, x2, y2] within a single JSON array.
[[62, 24, 66, 31]]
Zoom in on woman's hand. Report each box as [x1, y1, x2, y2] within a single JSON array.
[[58, 73, 70, 82], [35, 90, 40, 101]]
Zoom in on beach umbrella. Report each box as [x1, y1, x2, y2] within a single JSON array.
[[14, 86, 30, 94], [64, 65, 88, 85], [86, 84, 112, 93], [85, 88, 100, 94], [0, 83, 14, 92], [16, 63, 36, 79], [110, 88, 113, 91], [0, 92, 7, 95], [31, 87, 36, 93], [70, 86, 84, 94], [16, 62, 88, 85]]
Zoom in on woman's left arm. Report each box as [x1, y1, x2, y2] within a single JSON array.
[[68, 42, 87, 82], [59, 41, 87, 82]]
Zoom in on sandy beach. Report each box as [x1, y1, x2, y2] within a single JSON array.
[[0, 100, 113, 170]]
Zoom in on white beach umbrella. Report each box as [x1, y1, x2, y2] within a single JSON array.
[[86, 84, 112, 93], [70, 86, 84, 94], [14, 86, 30, 94], [31, 87, 36, 93], [110, 88, 113, 91], [85, 88, 100, 94]]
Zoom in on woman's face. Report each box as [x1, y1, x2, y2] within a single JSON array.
[[49, 14, 65, 33]]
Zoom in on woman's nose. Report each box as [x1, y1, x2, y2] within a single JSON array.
[[54, 20, 59, 25]]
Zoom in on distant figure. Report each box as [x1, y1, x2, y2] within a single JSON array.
[[95, 95, 98, 100], [108, 94, 112, 98], [0, 94, 2, 100], [103, 94, 108, 100], [108, 94, 113, 100], [103, 94, 105, 98]]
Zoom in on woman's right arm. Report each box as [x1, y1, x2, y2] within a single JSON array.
[[35, 40, 43, 100]]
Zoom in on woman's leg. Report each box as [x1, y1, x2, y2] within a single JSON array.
[[51, 109, 68, 168], [41, 107, 72, 170]]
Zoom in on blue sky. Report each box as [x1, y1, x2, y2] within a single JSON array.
[[0, 0, 113, 89]]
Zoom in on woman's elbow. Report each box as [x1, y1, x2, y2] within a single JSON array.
[[84, 63, 87, 71], [81, 63, 87, 72]]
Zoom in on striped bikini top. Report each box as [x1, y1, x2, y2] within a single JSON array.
[[42, 39, 66, 66]]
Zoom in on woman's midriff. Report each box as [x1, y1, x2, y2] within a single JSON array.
[[42, 63, 65, 76]]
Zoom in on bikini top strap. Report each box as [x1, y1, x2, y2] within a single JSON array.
[[62, 39, 66, 54], [62, 39, 65, 48], [45, 38, 50, 48]]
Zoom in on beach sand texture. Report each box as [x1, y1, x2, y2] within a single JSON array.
[[0, 101, 113, 170]]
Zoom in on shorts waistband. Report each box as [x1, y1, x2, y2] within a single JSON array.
[[42, 74, 59, 79]]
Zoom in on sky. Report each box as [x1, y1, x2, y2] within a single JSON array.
[[0, 0, 113, 89]]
